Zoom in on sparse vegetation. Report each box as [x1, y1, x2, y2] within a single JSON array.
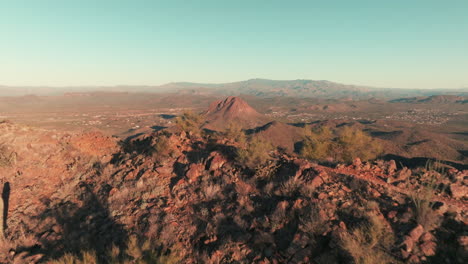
[[223, 121, 246, 145], [301, 125, 335, 161], [150, 132, 173, 163], [0, 144, 16, 167], [340, 213, 397, 264], [236, 136, 273, 169], [337, 126, 383, 163], [49, 236, 180, 264], [409, 160, 446, 230], [301, 125, 382, 163], [175, 111, 204, 135]]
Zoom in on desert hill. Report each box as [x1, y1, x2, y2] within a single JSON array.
[[159, 79, 468, 99], [203, 96, 270, 130], [0, 122, 466, 263], [390, 95, 468, 104], [248, 121, 304, 153], [3, 79, 468, 99]]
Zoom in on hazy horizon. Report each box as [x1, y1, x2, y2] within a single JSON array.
[[1, 0, 467, 88], [1, 78, 468, 90]]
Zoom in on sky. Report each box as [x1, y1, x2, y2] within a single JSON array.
[[0, 0, 467, 88]]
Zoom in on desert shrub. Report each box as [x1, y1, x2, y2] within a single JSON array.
[[49, 251, 98, 264], [236, 136, 273, 169], [410, 188, 440, 231], [224, 122, 246, 145], [339, 213, 397, 264], [299, 204, 328, 245], [406, 160, 446, 230], [175, 111, 204, 135], [0, 144, 16, 167], [278, 175, 305, 196], [337, 126, 382, 163], [49, 236, 180, 264], [150, 133, 173, 163], [301, 126, 336, 161], [301, 126, 382, 163]]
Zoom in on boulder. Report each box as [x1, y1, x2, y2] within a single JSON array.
[[186, 163, 204, 183], [207, 151, 227, 171], [409, 225, 425, 241], [420, 241, 437, 256]]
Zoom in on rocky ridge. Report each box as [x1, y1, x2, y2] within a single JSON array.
[[0, 121, 466, 263]]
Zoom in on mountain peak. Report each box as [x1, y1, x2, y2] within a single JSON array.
[[204, 96, 269, 130], [206, 96, 258, 117]]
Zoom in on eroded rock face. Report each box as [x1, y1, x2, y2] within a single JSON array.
[[0, 123, 466, 264]]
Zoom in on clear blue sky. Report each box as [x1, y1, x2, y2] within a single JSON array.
[[1, 0, 467, 88]]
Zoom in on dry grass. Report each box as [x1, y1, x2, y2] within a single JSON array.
[[48, 236, 180, 264], [340, 213, 397, 264], [409, 160, 445, 230], [150, 133, 172, 163], [0, 143, 16, 167]]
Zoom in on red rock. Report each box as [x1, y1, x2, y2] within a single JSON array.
[[310, 175, 325, 188], [421, 232, 435, 242], [409, 225, 425, 241], [208, 151, 226, 171], [408, 255, 420, 263], [388, 211, 397, 219], [402, 235, 415, 252], [186, 163, 204, 183], [353, 157, 362, 167], [318, 193, 328, 200], [341, 186, 351, 193], [420, 241, 437, 256], [387, 160, 397, 174], [109, 187, 118, 196], [450, 184, 467, 199]]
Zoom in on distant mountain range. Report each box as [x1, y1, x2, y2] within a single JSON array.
[[1, 79, 467, 99]]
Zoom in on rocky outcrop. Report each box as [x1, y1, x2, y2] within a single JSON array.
[[0, 123, 466, 263]]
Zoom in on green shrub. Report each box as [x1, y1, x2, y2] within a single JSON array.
[[175, 111, 204, 135], [301, 126, 336, 161], [337, 126, 382, 163], [236, 136, 273, 169], [301, 126, 382, 163], [224, 122, 246, 145]]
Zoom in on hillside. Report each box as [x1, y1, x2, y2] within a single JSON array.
[[390, 95, 468, 104], [203, 96, 270, 130], [159, 79, 468, 99], [2, 80, 468, 99], [0, 122, 466, 263]]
